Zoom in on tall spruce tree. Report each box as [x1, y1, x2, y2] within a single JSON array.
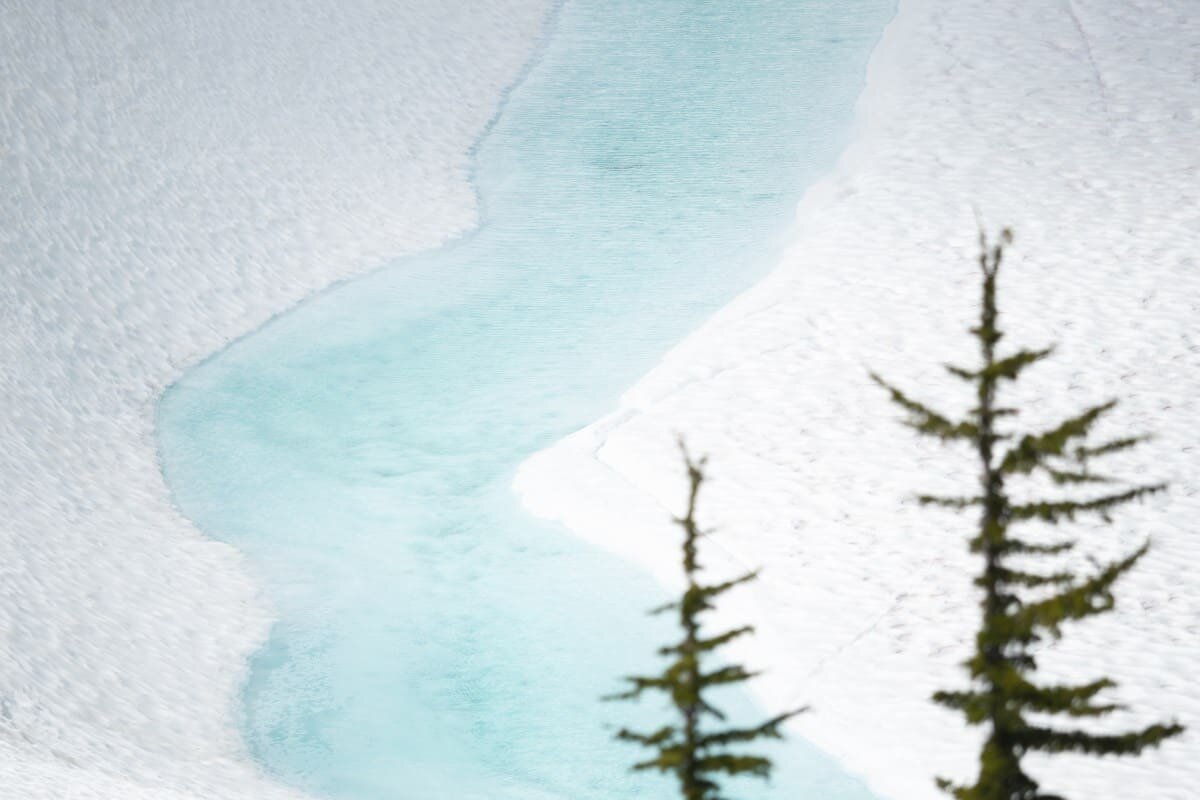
[[607, 446, 804, 800], [873, 228, 1183, 800]]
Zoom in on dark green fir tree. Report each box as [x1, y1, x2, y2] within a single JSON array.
[[607, 445, 804, 800], [873, 228, 1183, 800]]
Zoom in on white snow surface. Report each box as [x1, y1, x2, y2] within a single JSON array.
[[517, 1, 1200, 799], [5, 0, 1198, 798], [1, 1, 550, 797]]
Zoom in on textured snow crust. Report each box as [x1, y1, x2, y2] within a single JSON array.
[[1, 1, 549, 796], [517, 1, 1200, 799]]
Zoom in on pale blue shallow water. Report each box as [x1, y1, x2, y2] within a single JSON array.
[[158, 1, 894, 798]]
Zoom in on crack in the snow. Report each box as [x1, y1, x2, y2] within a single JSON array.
[[1065, 0, 1111, 116]]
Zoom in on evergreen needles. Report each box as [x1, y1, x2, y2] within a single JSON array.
[[873, 228, 1183, 800], [607, 446, 805, 800]]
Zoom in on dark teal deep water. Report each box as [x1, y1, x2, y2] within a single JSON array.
[[159, 1, 894, 797]]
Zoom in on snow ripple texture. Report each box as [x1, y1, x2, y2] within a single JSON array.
[[517, 1, 1200, 799], [1, 1, 550, 797]]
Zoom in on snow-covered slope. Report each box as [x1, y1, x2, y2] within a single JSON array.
[[518, 1, 1200, 798], [0, 1, 549, 796]]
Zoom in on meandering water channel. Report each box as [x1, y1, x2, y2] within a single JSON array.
[[159, 1, 894, 797]]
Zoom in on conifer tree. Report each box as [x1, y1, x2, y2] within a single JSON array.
[[873, 228, 1183, 800], [607, 446, 804, 800]]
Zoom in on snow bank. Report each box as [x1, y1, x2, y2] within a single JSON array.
[[517, 1, 1200, 798], [1, 1, 549, 796]]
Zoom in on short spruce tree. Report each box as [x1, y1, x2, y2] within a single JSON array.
[[873, 229, 1183, 799], [607, 446, 804, 800]]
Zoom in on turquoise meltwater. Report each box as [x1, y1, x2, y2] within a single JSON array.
[[158, 1, 894, 797]]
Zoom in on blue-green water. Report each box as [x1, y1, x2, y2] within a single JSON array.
[[158, 1, 893, 798]]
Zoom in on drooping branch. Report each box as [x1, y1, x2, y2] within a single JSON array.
[[947, 347, 1054, 384], [1076, 435, 1151, 463], [999, 400, 1117, 476], [1008, 542, 1149, 639], [871, 373, 978, 442], [1018, 720, 1185, 756], [1009, 484, 1165, 524], [917, 494, 985, 510]]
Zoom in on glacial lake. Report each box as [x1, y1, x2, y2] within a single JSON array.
[[159, 1, 894, 797]]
